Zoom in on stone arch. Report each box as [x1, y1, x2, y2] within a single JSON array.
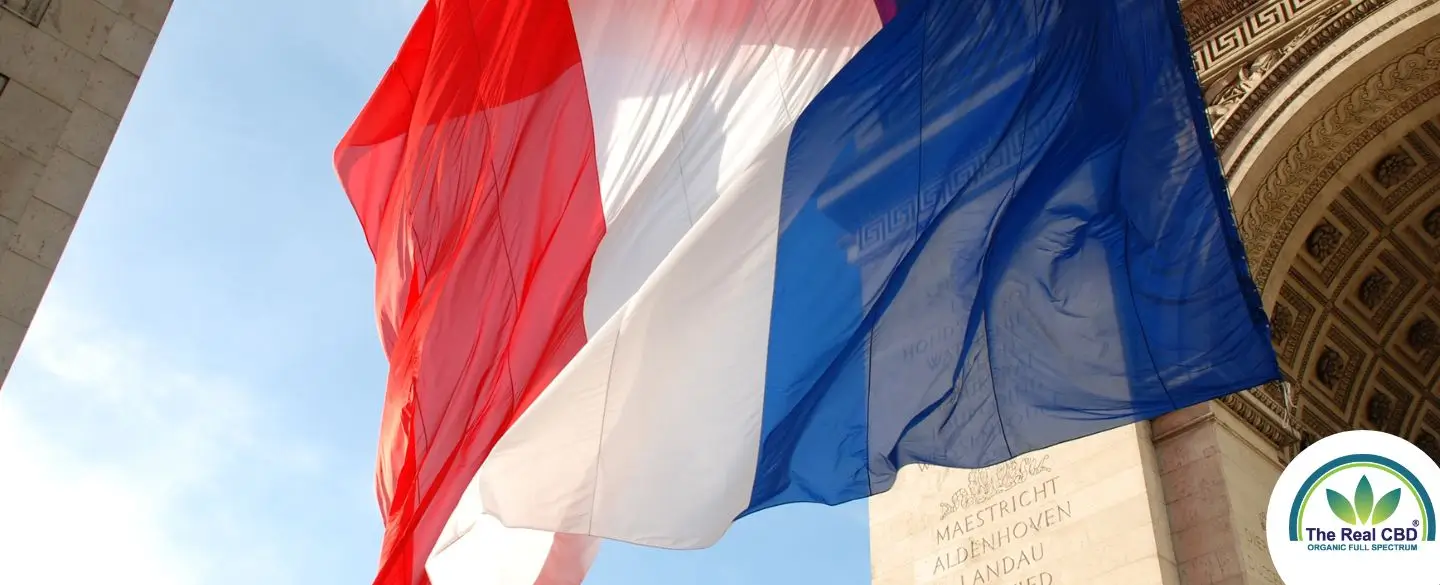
[[1208, 1, 1440, 458], [1222, 3, 1440, 298]]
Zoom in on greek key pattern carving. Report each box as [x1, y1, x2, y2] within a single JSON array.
[[1183, 0, 1262, 39], [1203, 0, 1355, 127], [847, 186, 942, 262], [1213, 0, 1407, 155], [844, 128, 1028, 262], [1191, 0, 1329, 74]]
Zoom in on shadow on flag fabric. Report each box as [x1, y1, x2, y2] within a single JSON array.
[[333, 0, 1282, 584]]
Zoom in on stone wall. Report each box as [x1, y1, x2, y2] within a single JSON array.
[[870, 425, 1180, 585], [1153, 403, 1286, 585], [0, 0, 169, 382]]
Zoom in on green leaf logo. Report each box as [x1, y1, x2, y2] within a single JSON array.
[[1372, 488, 1402, 525], [1355, 476, 1374, 524], [1328, 488, 1358, 525], [1327, 475, 1405, 525]]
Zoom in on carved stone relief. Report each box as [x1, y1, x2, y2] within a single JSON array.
[[1271, 304, 1295, 343], [1207, 0, 1440, 456], [1206, 48, 1288, 124], [1237, 35, 1440, 289], [1409, 318, 1438, 351], [1191, 0, 1340, 77], [1357, 272, 1391, 308], [1424, 206, 1440, 237], [1193, 0, 1360, 129], [1305, 222, 1343, 260], [1213, 0, 1416, 158], [1417, 432, 1440, 459], [1244, 114, 1440, 458], [1365, 393, 1391, 429], [1374, 151, 1419, 187], [1183, 0, 1261, 40], [1315, 348, 1345, 387]]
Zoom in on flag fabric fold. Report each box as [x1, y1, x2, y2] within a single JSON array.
[[334, 1, 604, 583], [336, 0, 1281, 583]]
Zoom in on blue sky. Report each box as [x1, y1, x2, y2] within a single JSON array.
[[0, 1, 870, 583]]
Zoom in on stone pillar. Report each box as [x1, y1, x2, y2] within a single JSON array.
[[870, 424, 1181, 585], [0, 0, 171, 384], [1152, 402, 1288, 585]]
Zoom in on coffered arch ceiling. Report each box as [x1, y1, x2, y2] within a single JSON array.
[[1191, 0, 1440, 458], [1266, 111, 1440, 456]]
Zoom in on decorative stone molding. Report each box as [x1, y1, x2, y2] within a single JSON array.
[[1206, 48, 1289, 124], [1237, 35, 1440, 288], [1184, 0, 1262, 40], [1219, 9, 1440, 457], [1373, 151, 1419, 186], [1202, 0, 1356, 125], [929, 455, 1052, 520], [1217, 384, 1301, 449], [1213, 0, 1417, 157], [1192, 0, 1341, 77]]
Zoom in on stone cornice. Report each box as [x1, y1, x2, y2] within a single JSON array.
[[1211, 0, 1408, 156], [1184, 0, 1266, 40], [1217, 384, 1300, 449]]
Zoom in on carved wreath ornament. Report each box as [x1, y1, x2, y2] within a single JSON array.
[[933, 455, 1053, 520]]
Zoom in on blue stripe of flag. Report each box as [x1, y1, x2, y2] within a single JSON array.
[[747, 0, 1280, 515]]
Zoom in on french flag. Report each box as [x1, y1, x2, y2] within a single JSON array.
[[333, 1, 1281, 584]]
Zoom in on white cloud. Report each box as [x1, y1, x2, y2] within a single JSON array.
[[0, 405, 198, 585], [0, 300, 324, 584]]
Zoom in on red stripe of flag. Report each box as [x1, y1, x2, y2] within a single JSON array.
[[333, 1, 605, 584]]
